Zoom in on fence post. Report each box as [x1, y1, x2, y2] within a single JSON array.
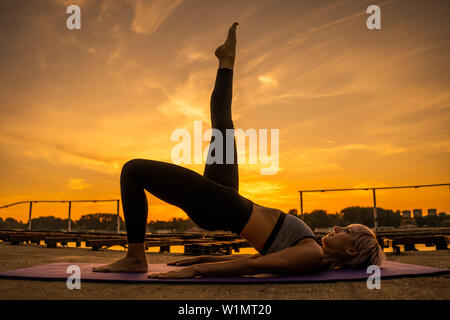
[[67, 201, 72, 232], [116, 199, 120, 234], [300, 191, 304, 220], [372, 188, 378, 230], [27, 201, 33, 230]]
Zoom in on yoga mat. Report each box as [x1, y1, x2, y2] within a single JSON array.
[[0, 261, 448, 284]]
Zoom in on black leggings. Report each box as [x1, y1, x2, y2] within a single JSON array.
[[120, 68, 254, 243]]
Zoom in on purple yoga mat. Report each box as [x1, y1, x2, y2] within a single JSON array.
[[0, 261, 447, 284]]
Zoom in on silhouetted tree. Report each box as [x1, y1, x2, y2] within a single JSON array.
[[339, 206, 402, 227], [74, 213, 125, 232], [0, 217, 26, 230], [302, 209, 344, 230], [416, 215, 441, 227], [0, 208, 447, 232], [30, 216, 69, 231], [147, 217, 200, 233]]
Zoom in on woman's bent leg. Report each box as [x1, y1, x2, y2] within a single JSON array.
[[121, 158, 253, 243]]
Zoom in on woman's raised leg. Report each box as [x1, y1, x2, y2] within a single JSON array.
[[203, 22, 239, 191]]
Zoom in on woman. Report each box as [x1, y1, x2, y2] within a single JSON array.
[[94, 22, 386, 279]]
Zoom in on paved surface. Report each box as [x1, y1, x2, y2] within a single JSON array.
[[0, 242, 449, 300]]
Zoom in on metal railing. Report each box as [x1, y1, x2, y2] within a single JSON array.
[[0, 199, 121, 233], [299, 183, 450, 230]]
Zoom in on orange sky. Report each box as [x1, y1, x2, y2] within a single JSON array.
[[0, 0, 449, 224]]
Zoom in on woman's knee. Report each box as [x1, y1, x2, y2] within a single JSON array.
[[121, 158, 145, 179]]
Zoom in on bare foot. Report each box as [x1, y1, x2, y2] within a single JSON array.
[[215, 22, 238, 61], [92, 256, 148, 273]]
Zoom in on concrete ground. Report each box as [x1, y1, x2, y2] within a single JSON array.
[[0, 242, 449, 300]]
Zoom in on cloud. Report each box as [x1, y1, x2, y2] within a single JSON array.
[[59, 35, 98, 55], [287, 0, 394, 43], [67, 178, 92, 190], [131, 0, 184, 34], [175, 43, 211, 66], [257, 74, 279, 88], [0, 131, 121, 175], [156, 70, 211, 122], [239, 179, 286, 204], [241, 53, 272, 73], [304, 143, 407, 156]]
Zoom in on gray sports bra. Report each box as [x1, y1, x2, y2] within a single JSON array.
[[259, 209, 317, 255]]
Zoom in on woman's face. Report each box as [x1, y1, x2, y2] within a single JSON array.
[[322, 225, 357, 252]]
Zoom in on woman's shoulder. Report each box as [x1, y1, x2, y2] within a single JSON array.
[[297, 238, 329, 265], [275, 239, 328, 273]]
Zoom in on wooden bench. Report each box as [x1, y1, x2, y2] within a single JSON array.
[[383, 235, 450, 254], [183, 241, 246, 256], [44, 237, 83, 248]]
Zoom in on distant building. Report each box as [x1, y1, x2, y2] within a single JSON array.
[[427, 209, 437, 216], [401, 210, 411, 218], [400, 217, 417, 228], [155, 229, 176, 234], [413, 209, 423, 218], [185, 226, 203, 233]]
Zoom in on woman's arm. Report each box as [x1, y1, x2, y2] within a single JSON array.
[[150, 242, 323, 278], [168, 253, 261, 266], [194, 259, 256, 277], [195, 242, 324, 277], [202, 253, 261, 263], [150, 257, 258, 279]]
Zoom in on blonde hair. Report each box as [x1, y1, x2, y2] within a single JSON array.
[[332, 224, 387, 270]]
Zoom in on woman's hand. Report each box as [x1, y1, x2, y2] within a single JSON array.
[[167, 256, 205, 266], [148, 265, 204, 279]]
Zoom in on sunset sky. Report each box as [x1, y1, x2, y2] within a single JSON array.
[[0, 0, 449, 224]]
